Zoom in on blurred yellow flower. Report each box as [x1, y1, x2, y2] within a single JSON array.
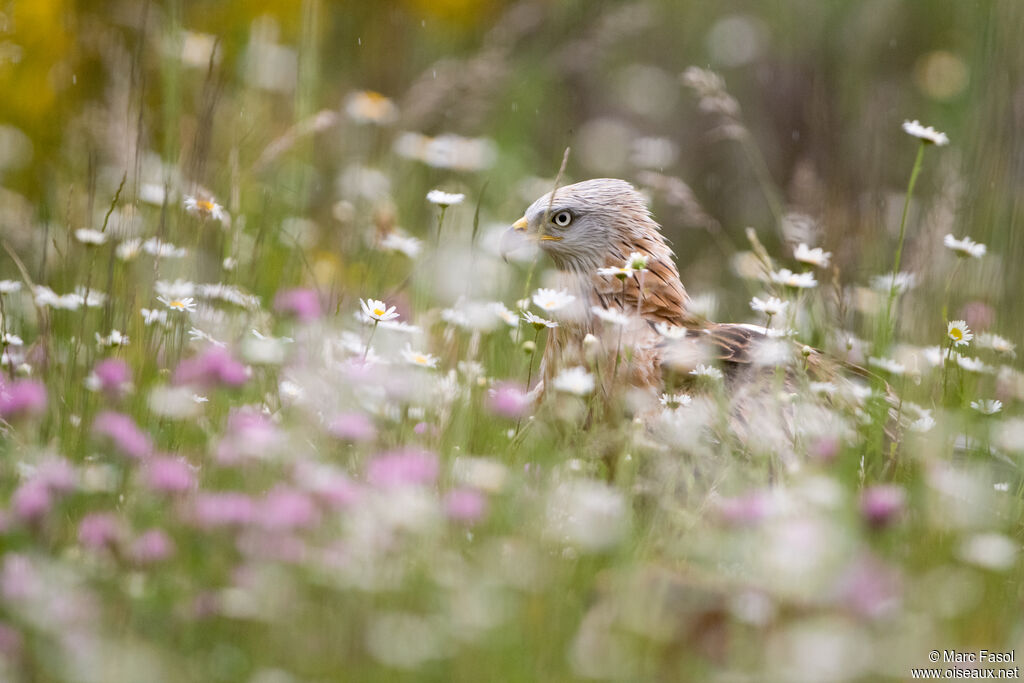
[[344, 90, 398, 125]]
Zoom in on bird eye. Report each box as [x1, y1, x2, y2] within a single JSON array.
[[552, 211, 573, 228]]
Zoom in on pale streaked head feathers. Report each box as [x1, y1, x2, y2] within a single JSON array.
[[519, 179, 664, 273], [516, 178, 691, 328]]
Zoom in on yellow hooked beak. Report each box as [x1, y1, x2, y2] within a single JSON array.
[[510, 215, 562, 240], [501, 215, 562, 263]]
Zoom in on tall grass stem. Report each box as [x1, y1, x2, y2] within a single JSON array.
[[882, 142, 926, 350]]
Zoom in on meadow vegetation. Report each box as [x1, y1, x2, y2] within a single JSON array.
[[0, 1, 1023, 681]]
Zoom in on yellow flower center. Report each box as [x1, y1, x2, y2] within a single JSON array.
[[373, 308, 385, 317], [355, 91, 393, 119], [198, 200, 214, 212], [545, 300, 555, 308], [950, 329, 962, 341], [170, 300, 187, 309]]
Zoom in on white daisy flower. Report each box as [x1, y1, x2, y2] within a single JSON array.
[[34, 287, 93, 310], [957, 355, 994, 374], [625, 252, 649, 272], [655, 322, 688, 340], [401, 344, 439, 369], [553, 366, 595, 396], [532, 288, 575, 313], [902, 120, 949, 146], [793, 243, 831, 268], [0, 280, 22, 294], [753, 340, 794, 367], [184, 195, 228, 222], [74, 228, 107, 246], [116, 238, 142, 261], [138, 182, 167, 206], [141, 308, 169, 326], [947, 320, 973, 347], [909, 414, 936, 433], [250, 329, 293, 343], [344, 90, 398, 124], [380, 232, 422, 258], [770, 268, 817, 289], [750, 296, 788, 316], [49, 293, 81, 310], [970, 399, 1003, 415], [868, 356, 906, 376], [975, 333, 1015, 357], [596, 265, 632, 279], [378, 320, 421, 334], [870, 272, 916, 294], [95, 330, 129, 348], [809, 381, 837, 396], [396, 132, 498, 171], [155, 279, 197, 299], [439, 307, 470, 329], [158, 296, 197, 313], [359, 298, 399, 323], [148, 385, 202, 419], [688, 293, 718, 319], [522, 311, 558, 329], [957, 533, 1017, 571], [591, 306, 629, 326], [142, 238, 188, 259], [489, 302, 519, 327], [690, 364, 724, 381], [447, 304, 501, 332], [457, 360, 485, 381], [188, 327, 227, 348], [943, 234, 986, 259], [75, 287, 106, 308], [32, 286, 58, 308], [2, 333, 23, 347], [659, 393, 692, 408], [921, 345, 950, 367], [426, 189, 465, 207], [197, 282, 258, 310], [994, 482, 1011, 493]]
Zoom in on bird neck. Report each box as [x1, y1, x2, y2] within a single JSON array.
[[590, 251, 695, 328], [548, 249, 607, 275]]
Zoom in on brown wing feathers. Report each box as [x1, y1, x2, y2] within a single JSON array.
[[591, 232, 689, 327]]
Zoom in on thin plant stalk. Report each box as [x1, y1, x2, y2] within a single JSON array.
[[613, 276, 627, 382], [941, 259, 964, 324], [515, 326, 543, 435], [523, 327, 542, 394], [739, 136, 785, 228], [363, 320, 379, 362], [435, 206, 448, 244], [0, 293, 12, 378], [635, 270, 645, 318], [882, 142, 926, 350], [941, 337, 955, 400]]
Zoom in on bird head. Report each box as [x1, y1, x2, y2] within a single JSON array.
[[504, 178, 657, 272]]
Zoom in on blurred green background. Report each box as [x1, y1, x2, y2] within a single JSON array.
[[2, 0, 1022, 339]]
